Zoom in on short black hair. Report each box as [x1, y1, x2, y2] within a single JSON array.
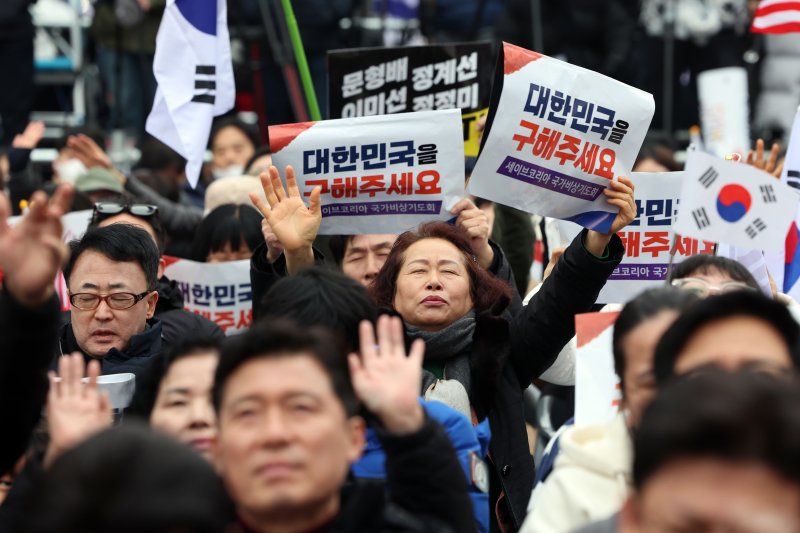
[[209, 116, 259, 151], [653, 290, 800, 384], [190, 204, 264, 262], [212, 320, 358, 417], [23, 424, 233, 533], [633, 370, 800, 491], [327, 235, 353, 266], [127, 338, 222, 420], [64, 224, 160, 292], [256, 266, 377, 352], [613, 288, 699, 388], [134, 136, 187, 174], [87, 200, 168, 254], [668, 255, 758, 289]]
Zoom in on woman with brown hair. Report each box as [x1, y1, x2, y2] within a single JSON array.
[[254, 165, 635, 531]]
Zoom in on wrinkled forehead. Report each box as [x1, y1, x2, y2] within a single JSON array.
[[402, 237, 468, 266]]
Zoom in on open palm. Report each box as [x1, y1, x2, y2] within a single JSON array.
[[249, 165, 321, 253]]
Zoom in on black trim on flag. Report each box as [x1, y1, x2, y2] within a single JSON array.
[[195, 80, 217, 90], [698, 167, 718, 189], [191, 94, 215, 104], [196, 65, 216, 75], [692, 207, 710, 229]]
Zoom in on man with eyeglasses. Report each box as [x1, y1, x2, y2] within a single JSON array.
[[89, 201, 224, 345], [58, 223, 163, 376]]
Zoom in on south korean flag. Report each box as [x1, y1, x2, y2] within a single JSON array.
[[674, 151, 798, 252], [146, 0, 235, 187]]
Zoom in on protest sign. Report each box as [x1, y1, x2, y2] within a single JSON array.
[[327, 42, 493, 156], [697, 67, 750, 158], [558, 172, 715, 303], [575, 311, 621, 427], [269, 109, 465, 235], [674, 151, 798, 251], [467, 42, 654, 233], [163, 257, 252, 335]]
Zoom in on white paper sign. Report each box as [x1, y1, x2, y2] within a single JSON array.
[[163, 257, 252, 335], [575, 311, 621, 427], [697, 67, 750, 158], [269, 109, 465, 235], [559, 172, 716, 303], [674, 152, 798, 251], [467, 42, 654, 232]]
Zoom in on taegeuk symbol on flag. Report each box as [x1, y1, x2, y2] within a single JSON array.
[[674, 151, 798, 252]]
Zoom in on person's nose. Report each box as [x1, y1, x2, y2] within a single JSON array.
[[256, 409, 291, 447], [363, 253, 380, 283], [93, 298, 114, 320], [425, 270, 443, 291], [188, 398, 215, 429]]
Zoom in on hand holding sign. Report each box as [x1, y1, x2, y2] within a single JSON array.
[[585, 176, 637, 256], [250, 165, 321, 274], [451, 198, 494, 269]]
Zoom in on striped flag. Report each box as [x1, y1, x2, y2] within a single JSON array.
[[145, 0, 235, 187], [751, 0, 800, 34], [781, 107, 800, 299]]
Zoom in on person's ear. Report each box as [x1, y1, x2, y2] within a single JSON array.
[[145, 291, 159, 319], [345, 415, 367, 465]]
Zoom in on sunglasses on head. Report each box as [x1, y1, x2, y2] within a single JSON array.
[[93, 202, 158, 217]]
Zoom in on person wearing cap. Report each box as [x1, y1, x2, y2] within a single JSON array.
[[74, 167, 126, 204]]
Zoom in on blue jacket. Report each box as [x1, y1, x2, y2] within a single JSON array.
[[353, 400, 491, 533]]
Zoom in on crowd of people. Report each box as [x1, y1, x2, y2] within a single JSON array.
[[1, 1, 800, 533], [0, 109, 798, 533]]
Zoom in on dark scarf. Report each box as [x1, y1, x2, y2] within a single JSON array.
[[406, 311, 476, 398]]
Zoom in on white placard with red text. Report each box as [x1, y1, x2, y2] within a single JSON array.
[[558, 172, 716, 303], [467, 43, 654, 233], [575, 311, 621, 427], [269, 109, 465, 234], [163, 257, 252, 335]]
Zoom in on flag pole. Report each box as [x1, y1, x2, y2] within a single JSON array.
[[280, 0, 321, 121]]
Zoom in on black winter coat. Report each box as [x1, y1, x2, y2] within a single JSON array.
[[236, 416, 476, 533], [407, 230, 623, 531], [155, 276, 225, 345], [0, 288, 60, 476]]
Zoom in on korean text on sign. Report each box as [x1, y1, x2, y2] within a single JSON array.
[[269, 109, 465, 235], [468, 42, 654, 233]]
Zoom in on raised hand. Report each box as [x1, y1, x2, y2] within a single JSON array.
[[259, 217, 284, 263], [585, 176, 636, 256], [450, 198, 494, 269], [746, 138, 783, 179], [66, 134, 113, 170], [12, 121, 45, 150], [348, 316, 425, 434], [44, 353, 112, 468], [249, 165, 321, 273], [0, 184, 73, 306]]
